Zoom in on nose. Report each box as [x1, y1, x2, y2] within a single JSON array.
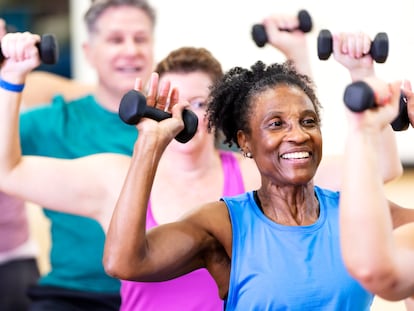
[[283, 122, 310, 143], [123, 38, 140, 56]]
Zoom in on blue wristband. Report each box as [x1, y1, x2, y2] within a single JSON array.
[[0, 78, 25, 92]]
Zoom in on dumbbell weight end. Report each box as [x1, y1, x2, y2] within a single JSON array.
[[252, 9, 312, 48], [119, 90, 198, 143], [343, 81, 410, 131], [0, 33, 59, 65]]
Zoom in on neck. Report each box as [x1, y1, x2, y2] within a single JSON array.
[[256, 183, 319, 226], [93, 85, 125, 112], [158, 140, 219, 179]]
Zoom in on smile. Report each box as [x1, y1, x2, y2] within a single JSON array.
[[281, 151, 310, 159]]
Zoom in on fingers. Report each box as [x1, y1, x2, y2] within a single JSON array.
[[169, 87, 180, 107], [264, 14, 299, 32], [389, 81, 402, 105], [402, 80, 414, 127], [145, 72, 159, 107], [334, 32, 371, 58], [145, 72, 171, 111], [156, 79, 171, 112], [134, 78, 143, 92], [1, 32, 41, 61], [137, 72, 179, 113]]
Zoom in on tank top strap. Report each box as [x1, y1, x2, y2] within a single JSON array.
[[219, 150, 245, 196]]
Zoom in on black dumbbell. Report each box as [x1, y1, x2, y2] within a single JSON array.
[[252, 9, 312, 48], [317, 29, 389, 63], [343, 80, 409, 131], [0, 33, 59, 65], [119, 89, 199, 143]]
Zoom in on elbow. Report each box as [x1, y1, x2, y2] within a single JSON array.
[[103, 250, 126, 280], [347, 262, 400, 299], [103, 248, 144, 281]]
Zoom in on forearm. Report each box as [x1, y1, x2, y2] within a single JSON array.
[[340, 127, 396, 288], [285, 40, 312, 78], [104, 133, 166, 279], [378, 125, 403, 182], [0, 86, 24, 188], [0, 32, 40, 189]]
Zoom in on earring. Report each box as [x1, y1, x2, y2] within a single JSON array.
[[243, 151, 252, 158]]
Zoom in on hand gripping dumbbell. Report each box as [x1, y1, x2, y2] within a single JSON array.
[[0, 33, 59, 65], [343, 81, 409, 131], [119, 89, 199, 143], [317, 29, 389, 63], [252, 9, 313, 48]]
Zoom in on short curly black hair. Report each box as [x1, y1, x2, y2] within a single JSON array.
[[206, 60, 322, 148]]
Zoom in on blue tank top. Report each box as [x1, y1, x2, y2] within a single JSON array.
[[223, 186, 373, 310]]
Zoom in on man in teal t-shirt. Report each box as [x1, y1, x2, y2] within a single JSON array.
[[18, 1, 156, 310]]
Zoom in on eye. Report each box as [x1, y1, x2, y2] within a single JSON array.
[[134, 36, 149, 44], [107, 36, 123, 44], [190, 101, 207, 110], [302, 117, 318, 127], [268, 119, 283, 129]]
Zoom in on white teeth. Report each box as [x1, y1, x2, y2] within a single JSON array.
[[281, 152, 310, 159]]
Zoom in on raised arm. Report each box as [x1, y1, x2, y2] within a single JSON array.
[[340, 77, 414, 301], [103, 73, 228, 286], [0, 18, 94, 109], [314, 32, 402, 191], [261, 13, 312, 77], [0, 32, 124, 229]]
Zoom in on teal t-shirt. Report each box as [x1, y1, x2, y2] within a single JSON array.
[[20, 95, 138, 294]]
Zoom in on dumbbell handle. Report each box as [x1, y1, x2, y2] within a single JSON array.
[[252, 9, 312, 48], [317, 30, 388, 63], [343, 81, 409, 131], [119, 90, 199, 143], [0, 33, 59, 65]]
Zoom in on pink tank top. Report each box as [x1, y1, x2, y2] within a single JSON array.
[[120, 151, 245, 311], [0, 192, 29, 252]]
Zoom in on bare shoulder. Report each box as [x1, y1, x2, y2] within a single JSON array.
[[389, 201, 414, 228], [314, 154, 342, 191], [232, 151, 261, 191], [184, 201, 232, 254], [394, 222, 414, 245]]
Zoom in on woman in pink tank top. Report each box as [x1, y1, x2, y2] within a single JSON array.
[[119, 47, 259, 311]]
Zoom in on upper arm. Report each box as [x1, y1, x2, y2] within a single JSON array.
[[126, 201, 231, 282], [22, 71, 95, 108], [3, 153, 129, 229]]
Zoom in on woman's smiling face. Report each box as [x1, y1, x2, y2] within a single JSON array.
[[243, 84, 322, 186]]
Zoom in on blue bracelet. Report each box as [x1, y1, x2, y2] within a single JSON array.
[[0, 78, 25, 92]]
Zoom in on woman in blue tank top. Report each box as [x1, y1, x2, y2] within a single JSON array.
[[102, 57, 407, 310]]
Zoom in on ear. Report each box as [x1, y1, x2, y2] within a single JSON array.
[[237, 129, 249, 152], [82, 41, 95, 68]]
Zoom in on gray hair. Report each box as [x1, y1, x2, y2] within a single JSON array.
[[84, 0, 156, 33]]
